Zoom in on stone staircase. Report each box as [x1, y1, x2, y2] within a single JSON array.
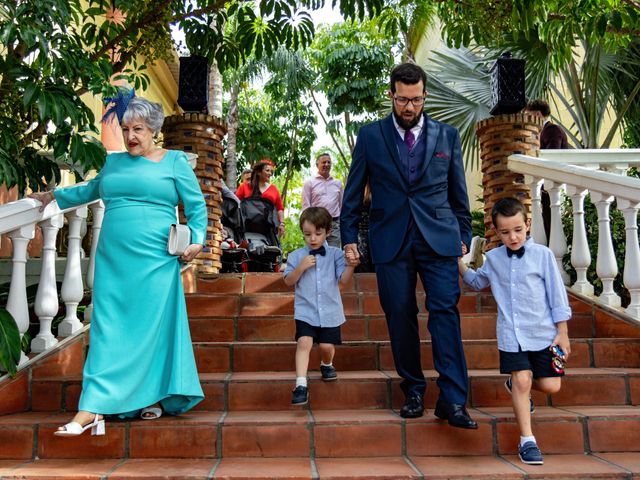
[[1, 272, 639, 479]]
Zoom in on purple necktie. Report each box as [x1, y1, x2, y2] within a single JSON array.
[[404, 129, 415, 150]]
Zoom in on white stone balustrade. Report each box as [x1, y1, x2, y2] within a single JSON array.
[[6, 225, 35, 365], [84, 201, 104, 323], [509, 151, 640, 321], [58, 207, 88, 337], [32, 214, 64, 352], [0, 191, 97, 372]]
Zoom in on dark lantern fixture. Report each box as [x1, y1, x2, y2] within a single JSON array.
[[177, 55, 209, 113], [489, 52, 526, 115]]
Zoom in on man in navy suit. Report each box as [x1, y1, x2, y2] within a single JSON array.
[[341, 63, 477, 429]]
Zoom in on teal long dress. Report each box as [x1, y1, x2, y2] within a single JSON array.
[[54, 150, 206, 416]]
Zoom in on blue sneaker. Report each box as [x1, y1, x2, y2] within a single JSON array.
[[505, 377, 535, 414], [518, 441, 544, 465]]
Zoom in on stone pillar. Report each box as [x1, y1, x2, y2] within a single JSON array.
[[475, 113, 543, 250], [162, 113, 227, 274]]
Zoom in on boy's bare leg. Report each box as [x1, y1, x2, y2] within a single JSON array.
[[532, 377, 562, 395], [319, 343, 335, 365], [296, 336, 313, 378], [511, 370, 534, 437]]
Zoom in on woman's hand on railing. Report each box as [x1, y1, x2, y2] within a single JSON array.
[[181, 243, 203, 263], [28, 191, 55, 211]]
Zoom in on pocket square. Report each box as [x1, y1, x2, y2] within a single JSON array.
[[434, 151, 450, 159]]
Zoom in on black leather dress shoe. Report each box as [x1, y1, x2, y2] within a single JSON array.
[[434, 400, 478, 429], [400, 394, 424, 418]]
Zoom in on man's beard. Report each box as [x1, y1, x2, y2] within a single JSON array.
[[393, 108, 422, 130]]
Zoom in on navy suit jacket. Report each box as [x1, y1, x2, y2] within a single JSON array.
[[540, 121, 569, 149], [341, 113, 472, 264]]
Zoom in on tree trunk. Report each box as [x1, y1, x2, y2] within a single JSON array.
[[225, 82, 240, 188], [281, 117, 298, 205], [208, 61, 223, 118], [345, 111, 355, 152], [310, 91, 350, 170]]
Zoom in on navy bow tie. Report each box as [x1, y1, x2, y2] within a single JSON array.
[[507, 246, 525, 258], [309, 246, 326, 256]]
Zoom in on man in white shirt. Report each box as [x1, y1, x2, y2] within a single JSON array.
[[302, 153, 344, 247]]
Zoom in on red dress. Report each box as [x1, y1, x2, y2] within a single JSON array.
[[236, 183, 284, 212]]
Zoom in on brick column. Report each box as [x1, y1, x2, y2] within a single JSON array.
[[162, 113, 227, 274], [475, 113, 543, 250]]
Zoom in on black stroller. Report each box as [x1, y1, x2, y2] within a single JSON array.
[[240, 197, 283, 272], [220, 197, 249, 273]]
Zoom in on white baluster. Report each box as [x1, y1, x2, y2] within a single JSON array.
[[524, 175, 546, 245], [547, 181, 570, 285], [618, 198, 640, 318], [6, 224, 35, 365], [591, 192, 621, 307], [84, 201, 104, 322], [79, 217, 87, 258], [31, 214, 64, 352], [566, 186, 593, 295], [58, 207, 88, 336]]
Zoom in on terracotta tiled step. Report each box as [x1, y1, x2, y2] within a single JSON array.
[[3, 407, 639, 463], [189, 312, 606, 343], [0, 411, 222, 460], [1, 454, 636, 479], [28, 368, 640, 414], [189, 314, 501, 342], [186, 291, 488, 318], [191, 337, 640, 374]]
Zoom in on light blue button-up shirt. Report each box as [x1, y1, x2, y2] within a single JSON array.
[[462, 238, 571, 352], [284, 243, 347, 327]]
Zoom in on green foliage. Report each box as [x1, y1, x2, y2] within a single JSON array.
[[436, 0, 639, 73], [307, 20, 396, 150], [2, 0, 388, 192], [232, 88, 316, 177], [471, 210, 486, 239], [0, 309, 21, 377]]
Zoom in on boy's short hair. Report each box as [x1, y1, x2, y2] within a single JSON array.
[[525, 99, 551, 117], [491, 198, 528, 227], [299, 207, 333, 232]]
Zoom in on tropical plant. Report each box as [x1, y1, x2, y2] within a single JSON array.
[[422, 35, 640, 169], [1, 0, 389, 192], [232, 87, 316, 203], [307, 20, 396, 156], [0, 309, 21, 377]]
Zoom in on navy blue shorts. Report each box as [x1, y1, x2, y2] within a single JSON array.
[[499, 346, 564, 378], [295, 320, 342, 345]]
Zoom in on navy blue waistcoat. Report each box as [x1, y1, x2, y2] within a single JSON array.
[[394, 128, 427, 184]]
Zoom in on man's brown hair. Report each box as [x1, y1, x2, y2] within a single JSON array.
[[525, 99, 551, 117]]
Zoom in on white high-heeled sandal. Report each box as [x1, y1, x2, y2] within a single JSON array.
[[140, 407, 162, 420], [54, 413, 105, 437]]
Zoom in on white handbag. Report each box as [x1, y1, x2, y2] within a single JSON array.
[[167, 224, 191, 256]]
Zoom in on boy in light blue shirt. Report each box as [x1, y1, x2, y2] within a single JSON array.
[[284, 207, 358, 405], [458, 198, 571, 466]]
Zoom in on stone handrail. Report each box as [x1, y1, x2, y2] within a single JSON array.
[[508, 152, 640, 320], [0, 191, 104, 367]]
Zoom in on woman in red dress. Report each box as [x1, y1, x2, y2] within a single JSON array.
[[236, 159, 285, 236]]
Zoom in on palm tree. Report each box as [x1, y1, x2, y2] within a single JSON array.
[[421, 36, 640, 170]]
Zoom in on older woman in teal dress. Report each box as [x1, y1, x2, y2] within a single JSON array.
[[30, 94, 206, 436]]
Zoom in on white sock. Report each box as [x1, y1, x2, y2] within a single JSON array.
[[520, 435, 536, 447], [296, 376, 307, 388], [320, 361, 333, 367]]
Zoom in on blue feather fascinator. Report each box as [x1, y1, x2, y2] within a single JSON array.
[[101, 88, 135, 123]]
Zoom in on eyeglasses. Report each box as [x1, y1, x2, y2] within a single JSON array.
[[393, 96, 425, 107]]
